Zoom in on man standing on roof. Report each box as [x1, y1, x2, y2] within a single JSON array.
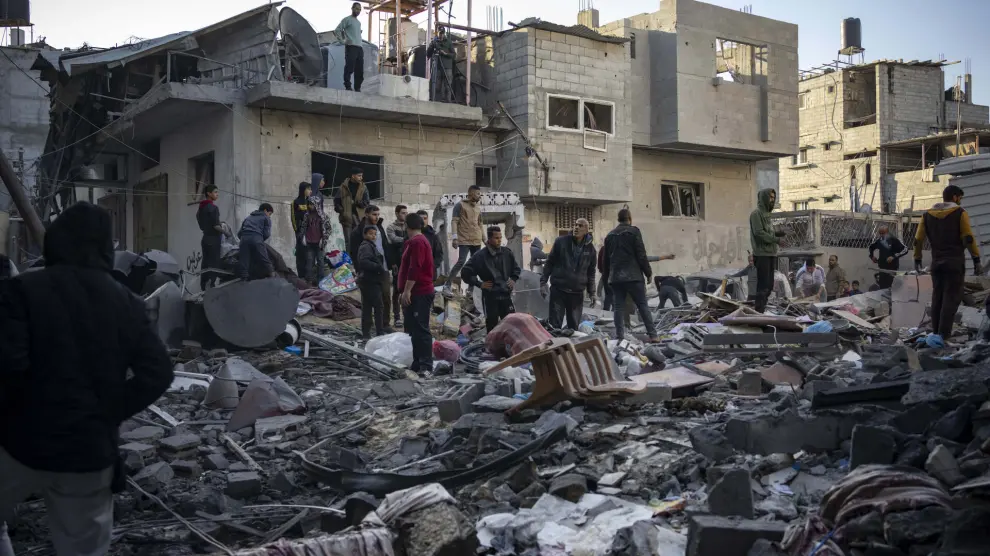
[[196, 185, 223, 291], [540, 219, 596, 331], [334, 2, 365, 92], [749, 189, 787, 312], [445, 185, 484, 295], [914, 185, 982, 345], [868, 225, 908, 289], [334, 168, 370, 255]]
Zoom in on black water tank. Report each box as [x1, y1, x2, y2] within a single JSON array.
[[841, 17, 861, 51], [0, 0, 30, 26], [408, 44, 427, 78]]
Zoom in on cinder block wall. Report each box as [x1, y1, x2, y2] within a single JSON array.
[[879, 64, 945, 144]]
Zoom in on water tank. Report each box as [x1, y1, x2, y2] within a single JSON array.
[[323, 41, 379, 90], [0, 0, 30, 26], [841, 17, 862, 52], [408, 44, 427, 78]]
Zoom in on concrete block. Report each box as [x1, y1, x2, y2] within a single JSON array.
[[170, 460, 202, 478], [204, 454, 230, 471], [708, 469, 754, 518], [438, 382, 486, 423], [159, 434, 202, 453], [627, 383, 673, 405], [849, 425, 896, 470], [926, 445, 965, 487], [119, 442, 157, 460], [686, 515, 787, 556], [133, 461, 174, 489], [121, 426, 166, 443], [225, 471, 263, 499], [255, 415, 309, 444], [738, 369, 763, 396]]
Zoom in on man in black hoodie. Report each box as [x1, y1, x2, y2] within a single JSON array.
[[417, 209, 444, 280], [196, 185, 223, 291], [0, 202, 173, 555], [462, 226, 521, 332], [603, 209, 671, 342], [238, 203, 275, 281], [355, 225, 390, 339], [540, 218, 596, 330]]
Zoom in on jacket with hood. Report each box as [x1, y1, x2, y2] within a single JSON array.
[[530, 237, 549, 264], [462, 246, 521, 296], [349, 218, 390, 266], [750, 189, 780, 257], [197, 199, 221, 237], [291, 182, 311, 240], [542, 233, 596, 296], [239, 210, 271, 241], [603, 224, 651, 284], [914, 202, 981, 269], [356, 238, 388, 283], [333, 173, 370, 228], [0, 202, 173, 473]]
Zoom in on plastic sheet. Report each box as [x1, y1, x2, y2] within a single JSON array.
[[365, 333, 414, 367]]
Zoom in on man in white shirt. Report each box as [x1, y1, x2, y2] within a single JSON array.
[[794, 257, 826, 299]]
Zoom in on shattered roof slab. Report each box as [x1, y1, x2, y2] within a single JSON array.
[[504, 18, 629, 45]]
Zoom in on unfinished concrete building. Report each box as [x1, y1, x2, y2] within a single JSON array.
[[779, 58, 990, 214], [25, 0, 798, 284]]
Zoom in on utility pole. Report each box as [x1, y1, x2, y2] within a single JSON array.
[[956, 76, 963, 155], [0, 148, 45, 247]]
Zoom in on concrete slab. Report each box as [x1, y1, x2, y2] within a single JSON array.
[[891, 275, 932, 329]]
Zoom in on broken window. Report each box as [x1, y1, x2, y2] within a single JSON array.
[[793, 201, 809, 211], [715, 38, 768, 86], [799, 93, 809, 109], [584, 101, 614, 135], [548, 95, 580, 130], [792, 148, 808, 166], [660, 182, 703, 218], [189, 152, 215, 201], [865, 163, 872, 185], [476, 165, 494, 188]]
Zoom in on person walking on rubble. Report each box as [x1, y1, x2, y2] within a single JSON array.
[[463, 226, 521, 332], [914, 185, 982, 344], [749, 189, 787, 313], [869, 225, 908, 290], [291, 181, 313, 278], [386, 205, 409, 327], [334, 2, 365, 92], [445, 185, 484, 295], [349, 205, 394, 329], [540, 218, 596, 331], [237, 203, 276, 281], [417, 209, 444, 281], [0, 202, 173, 556], [297, 183, 331, 286], [398, 213, 436, 373], [356, 225, 390, 339], [603, 209, 669, 342], [196, 184, 224, 291], [334, 168, 370, 254]]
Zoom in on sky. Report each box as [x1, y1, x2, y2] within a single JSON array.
[[23, 0, 990, 105]]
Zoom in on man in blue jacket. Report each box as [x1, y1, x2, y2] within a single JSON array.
[[237, 203, 275, 281]]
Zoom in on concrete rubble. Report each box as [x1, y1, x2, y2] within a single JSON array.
[[7, 277, 990, 556]]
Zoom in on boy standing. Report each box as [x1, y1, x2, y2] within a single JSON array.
[[356, 225, 389, 339]]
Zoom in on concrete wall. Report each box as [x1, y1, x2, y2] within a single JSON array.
[[890, 168, 949, 212], [878, 64, 945, 144], [0, 47, 50, 213], [603, 0, 798, 157], [493, 27, 633, 203], [944, 100, 990, 129]]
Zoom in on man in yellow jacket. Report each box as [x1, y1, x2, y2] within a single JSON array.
[[914, 185, 981, 344]]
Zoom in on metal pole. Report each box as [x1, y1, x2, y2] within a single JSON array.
[[395, 0, 402, 75], [466, 0, 472, 105], [956, 76, 963, 155], [0, 148, 44, 247], [426, 0, 433, 80]]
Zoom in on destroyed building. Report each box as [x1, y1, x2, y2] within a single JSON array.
[[778, 28, 990, 214], [21, 0, 798, 284]]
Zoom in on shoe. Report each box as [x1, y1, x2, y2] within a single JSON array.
[[361, 335, 372, 341], [925, 334, 945, 349]]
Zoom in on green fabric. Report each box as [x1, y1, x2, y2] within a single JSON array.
[[335, 16, 363, 46], [749, 189, 779, 257]]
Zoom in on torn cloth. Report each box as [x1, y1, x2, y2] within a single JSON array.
[[300, 288, 361, 320]]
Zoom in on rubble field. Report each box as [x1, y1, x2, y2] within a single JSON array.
[[7, 275, 990, 556]]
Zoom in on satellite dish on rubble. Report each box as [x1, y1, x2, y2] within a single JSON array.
[[279, 8, 323, 84]]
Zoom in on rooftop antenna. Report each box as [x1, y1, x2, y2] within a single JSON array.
[[279, 7, 324, 85]]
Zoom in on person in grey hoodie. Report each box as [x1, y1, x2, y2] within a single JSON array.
[[749, 189, 787, 312], [237, 203, 275, 281]]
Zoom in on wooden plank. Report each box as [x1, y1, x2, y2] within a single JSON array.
[[702, 333, 837, 346], [830, 309, 876, 329], [263, 509, 311, 544]]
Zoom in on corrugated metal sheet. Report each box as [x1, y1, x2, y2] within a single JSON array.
[[950, 171, 990, 249], [505, 18, 629, 44]]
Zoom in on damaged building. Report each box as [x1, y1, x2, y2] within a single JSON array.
[[24, 0, 797, 284]]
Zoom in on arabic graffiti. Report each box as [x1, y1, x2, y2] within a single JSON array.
[[186, 250, 203, 273]]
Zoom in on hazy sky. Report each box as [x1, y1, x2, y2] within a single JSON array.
[[27, 0, 989, 105]]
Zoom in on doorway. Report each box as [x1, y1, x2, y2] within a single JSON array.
[[133, 174, 168, 253]]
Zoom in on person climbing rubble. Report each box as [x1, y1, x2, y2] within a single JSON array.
[[237, 203, 276, 281], [914, 185, 982, 345], [0, 202, 174, 556]]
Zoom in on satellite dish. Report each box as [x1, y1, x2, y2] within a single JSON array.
[[858, 204, 873, 213], [279, 8, 324, 84]]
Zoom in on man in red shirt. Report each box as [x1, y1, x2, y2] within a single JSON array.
[[398, 212, 436, 373]]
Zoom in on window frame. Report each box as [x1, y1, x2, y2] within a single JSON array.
[[546, 93, 616, 137], [660, 181, 704, 219], [793, 201, 809, 211]]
